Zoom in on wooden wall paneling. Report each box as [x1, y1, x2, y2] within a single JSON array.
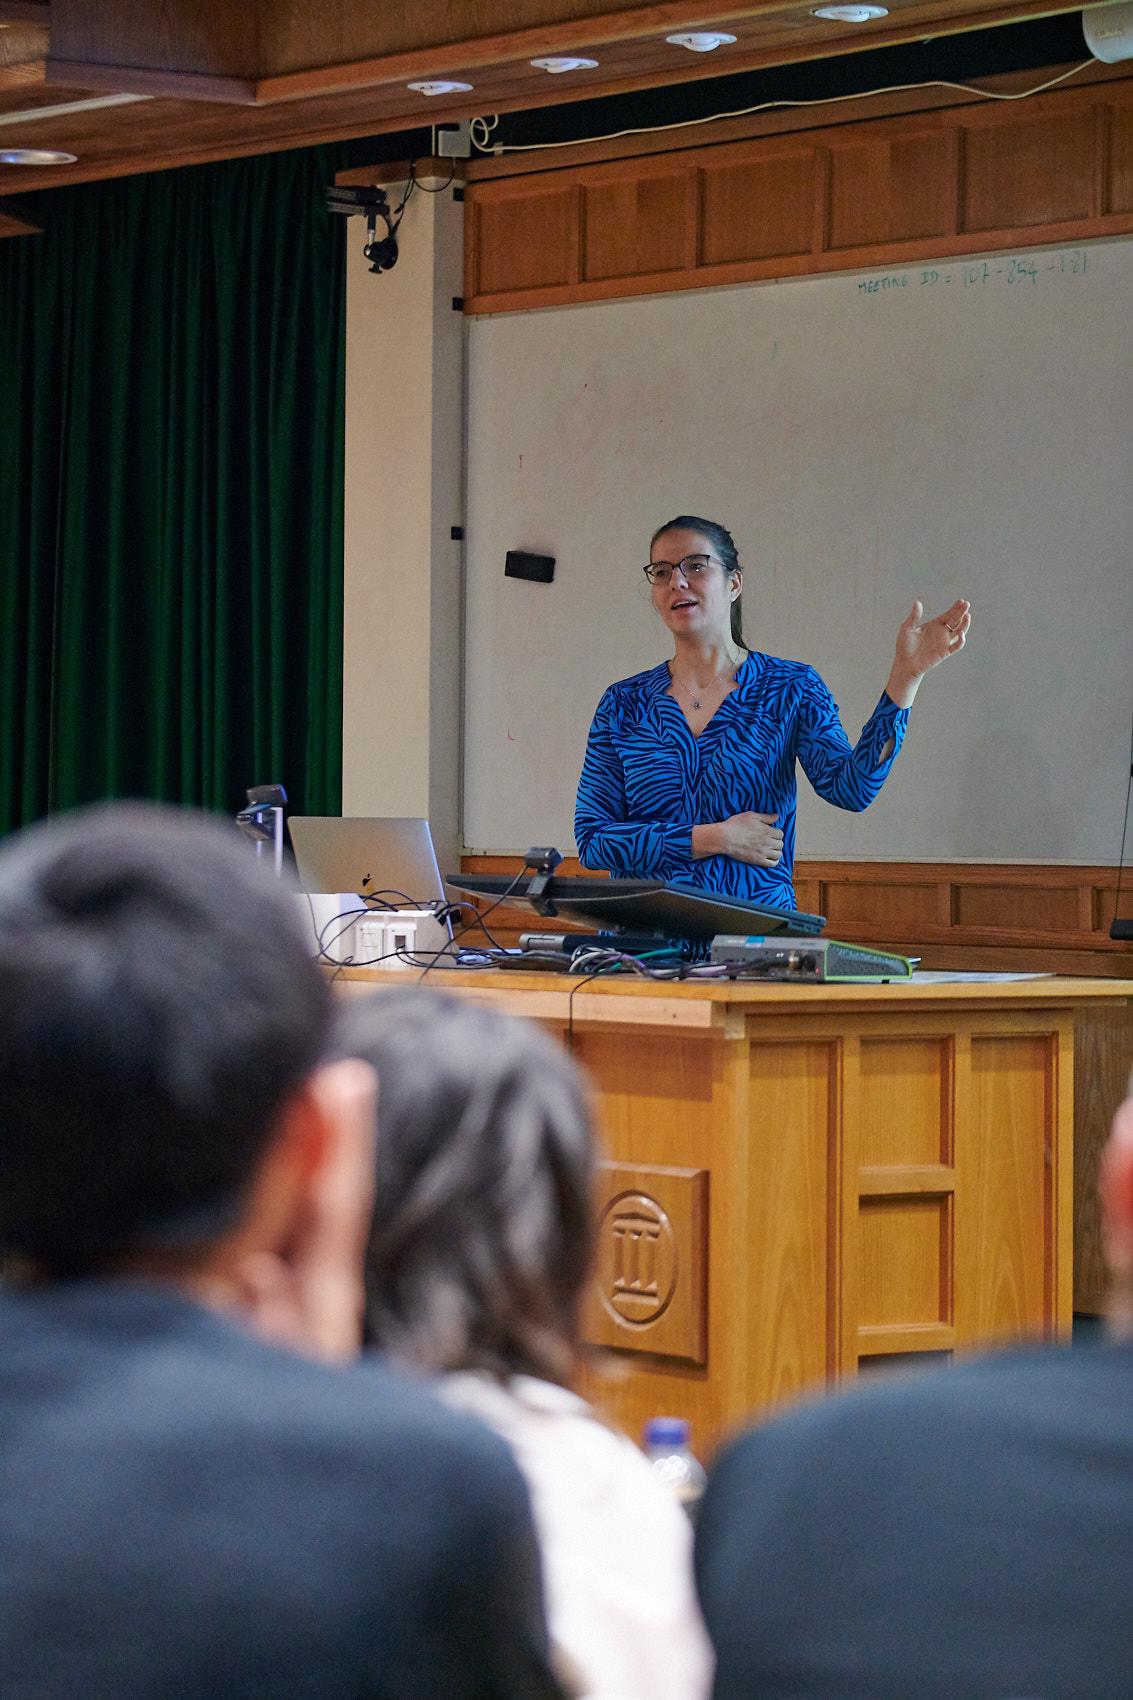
[[859, 1195, 952, 1330], [465, 76, 1133, 314], [825, 122, 958, 250], [581, 159, 698, 282], [858, 1035, 953, 1168], [698, 137, 821, 266], [954, 1020, 1060, 1345], [819, 874, 950, 932], [855, 1025, 956, 1357], [1095, 88, 1133, 214], [960, 103, 1099, 233], [1106, 95, 1133, 214], [955, 881, 1084, 932], [1055, 1012, 1077, 1330], [744, 1036, 844, 1407], [472, 180, 581, 296], [573, 1025, 744, 1455], [1073, 1002, 1133, 1312], [835, 1023, 860, 1379]]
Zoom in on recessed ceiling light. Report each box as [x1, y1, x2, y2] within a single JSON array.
[[812, 4, 889, 18], [0, 148, 78, 165], [406, 80, 474, 96], [530, 55, 600, 73], [665, 30, 738, 51]]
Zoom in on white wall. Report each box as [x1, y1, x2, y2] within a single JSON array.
[[462, 240, 1133, 863], [342, 177, 465, 877]]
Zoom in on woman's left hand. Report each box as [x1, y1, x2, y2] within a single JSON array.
[[886, 598, 971, 708], [896, 598, 971, 675]]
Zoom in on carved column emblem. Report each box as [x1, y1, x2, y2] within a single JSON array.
[[598, 1192, 678, 1326]]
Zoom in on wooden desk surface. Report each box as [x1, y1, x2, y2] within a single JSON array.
[[334, 966, 1133, 1029]]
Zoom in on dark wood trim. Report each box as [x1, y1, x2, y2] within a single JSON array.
[[334, 157, 467, 188], [44, 59, 259, 104]]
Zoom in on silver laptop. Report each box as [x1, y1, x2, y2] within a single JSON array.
[[287, 816, 447, 908]]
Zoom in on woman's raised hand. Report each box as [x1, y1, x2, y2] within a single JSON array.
[[896, 598, 971, 675], [886, 598, 971, 708]]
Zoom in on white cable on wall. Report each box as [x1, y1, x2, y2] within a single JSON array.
[[469, 59, 1094, 157]]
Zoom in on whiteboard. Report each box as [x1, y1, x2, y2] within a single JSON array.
[[463, 241, 1133, 863]]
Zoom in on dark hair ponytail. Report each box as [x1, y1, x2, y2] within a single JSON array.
[[651, 514, 748, 650]]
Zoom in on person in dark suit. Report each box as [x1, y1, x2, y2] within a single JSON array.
[[0, 803, 564, 1700], [695, 1088, 1133, 1700]]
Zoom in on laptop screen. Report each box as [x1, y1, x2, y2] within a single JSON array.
[[287, 817, 447, 908]]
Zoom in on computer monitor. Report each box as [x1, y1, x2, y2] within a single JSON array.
[[446, 874, 825, 942]]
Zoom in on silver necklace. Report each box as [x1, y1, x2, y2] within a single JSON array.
[[670, 665, 736, 713]]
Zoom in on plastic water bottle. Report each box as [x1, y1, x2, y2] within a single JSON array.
[[644, 1416, 707, 1521]]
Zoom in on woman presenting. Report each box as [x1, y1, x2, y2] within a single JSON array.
[[575, 515, 970, 912]]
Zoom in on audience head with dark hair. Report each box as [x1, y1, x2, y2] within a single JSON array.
[[0, 802, 334, 1279], [336, 986, 597, 1387], [0, 804, 566, 1700]]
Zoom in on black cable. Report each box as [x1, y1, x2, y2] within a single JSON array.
[[566, 957, 628, 1053], [437, 898, 510, 953], [415, 865, 534, 983], [409, 158, 457, 194]]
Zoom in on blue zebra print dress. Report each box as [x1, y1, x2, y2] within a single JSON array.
[[574, 651, 908, 910]]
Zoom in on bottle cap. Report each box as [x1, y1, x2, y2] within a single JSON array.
[[645, 1415, 690, 1447]]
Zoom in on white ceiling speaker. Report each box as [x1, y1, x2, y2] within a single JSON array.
[[1083, 0, 1133, 61], [812, 4, 889, 17], [530, 56, 600, 72], [0, 147, 78, 164], [665, 31, 738, 51], [406, 80, 474, 96]]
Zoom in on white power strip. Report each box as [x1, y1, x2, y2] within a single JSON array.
[[356, 914, 423, 968], [297, 898, 449, 964]]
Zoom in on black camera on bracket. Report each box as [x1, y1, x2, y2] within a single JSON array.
[[326, 184, 400, 274]]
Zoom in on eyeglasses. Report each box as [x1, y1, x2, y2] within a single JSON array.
[[643, 553, 720, 587]]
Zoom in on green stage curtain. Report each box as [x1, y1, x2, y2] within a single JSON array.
[[0, 144, 345, 835]]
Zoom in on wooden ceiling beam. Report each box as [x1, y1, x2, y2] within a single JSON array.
[[44, 60, 258, 103], [254, 2, 825, 104], [42, 0, 1083, 109], [41, 1, 804, 105], [47, 0, 260, 90]]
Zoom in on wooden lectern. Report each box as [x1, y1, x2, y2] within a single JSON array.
[[337, 969, 1133, 1457]]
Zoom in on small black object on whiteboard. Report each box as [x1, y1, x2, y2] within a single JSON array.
[[505, 550, 555, 584]]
